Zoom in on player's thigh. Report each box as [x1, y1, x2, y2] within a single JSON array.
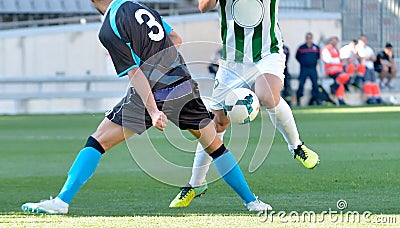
[[254, 53, 285, 107], [255, 53, 285, 84], [96, 88, 149, 151], [92, 117, 136, 151], [255, 73, 283, 108]]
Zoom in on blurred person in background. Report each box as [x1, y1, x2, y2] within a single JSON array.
[[282, 44, 293, 106], [340, 39, 364, 90], [321, 36, 350, 105], [356, 35, 383, 104], [375, 43, 397, 90], [295, 32, 320, 106]]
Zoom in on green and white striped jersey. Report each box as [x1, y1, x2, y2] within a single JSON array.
[[218, 0, 283, 63]]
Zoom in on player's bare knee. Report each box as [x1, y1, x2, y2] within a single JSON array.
[[265, 99, 280, 109], [257, 92, 279, 108], [90, 130, 109, 152], [90, 129, 117, 152], [255, 91, 267, 103]]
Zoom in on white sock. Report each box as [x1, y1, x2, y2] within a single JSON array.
[[189, 131, 226, 187], [267, 98, 302, 151]]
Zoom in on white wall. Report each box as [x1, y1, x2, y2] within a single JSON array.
[[0, 24, 106, 76], [279, 11, 342, 76]]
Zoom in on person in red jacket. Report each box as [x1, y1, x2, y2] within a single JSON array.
[[321, 36, 350, 105], [340, 39, 364, 90]]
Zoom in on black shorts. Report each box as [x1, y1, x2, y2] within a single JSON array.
[[106, 79, 212, 134], [375, 65, 392, 73]]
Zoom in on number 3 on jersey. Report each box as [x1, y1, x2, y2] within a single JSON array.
[[135, 8, 164, 42]]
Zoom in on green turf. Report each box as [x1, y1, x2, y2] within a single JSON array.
[[1, 107, 399, 227]]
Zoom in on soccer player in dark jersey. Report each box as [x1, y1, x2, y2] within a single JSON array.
[[21, 0, 270, 214]]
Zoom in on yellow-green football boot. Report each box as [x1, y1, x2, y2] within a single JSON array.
[[169, 182, 208, 208], [293, 143, 320, 169]]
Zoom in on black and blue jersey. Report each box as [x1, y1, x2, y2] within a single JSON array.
[[98, 0, 191, 91]]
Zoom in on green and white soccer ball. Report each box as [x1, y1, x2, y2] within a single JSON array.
[[224, 88, 260, 124]]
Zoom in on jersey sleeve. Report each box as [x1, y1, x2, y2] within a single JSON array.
[[113, 4, 171, 77], [107, 4, 142, 77], [107, 41, 140, 77], [103, 2, 176, 78], [161, 17, 173, 35]]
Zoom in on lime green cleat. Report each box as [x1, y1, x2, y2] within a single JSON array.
[[293, 143, 320, 169], [169, 182, 208, 208]]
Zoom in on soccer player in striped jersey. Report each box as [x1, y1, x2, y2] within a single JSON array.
[[21, 0, 271, 214], [169, 0, 320, 208]]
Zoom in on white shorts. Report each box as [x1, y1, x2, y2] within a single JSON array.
[[210, 53, 286, 110]]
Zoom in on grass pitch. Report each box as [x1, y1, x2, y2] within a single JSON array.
[[1, 106, 399, 227]]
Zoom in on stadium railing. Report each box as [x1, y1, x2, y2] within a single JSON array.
[[0, 73, 398, 114], [0, 74, 217, 100], [0, 76, 127, 114], [0, 74, 216, 114]]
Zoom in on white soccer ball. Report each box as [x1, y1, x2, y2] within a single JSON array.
[[389, 95, 398, 105], [224, 88, 260, 124]]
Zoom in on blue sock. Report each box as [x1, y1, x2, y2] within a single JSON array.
[[213, 151, 256, 204], [58, 147, 102, 204]]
